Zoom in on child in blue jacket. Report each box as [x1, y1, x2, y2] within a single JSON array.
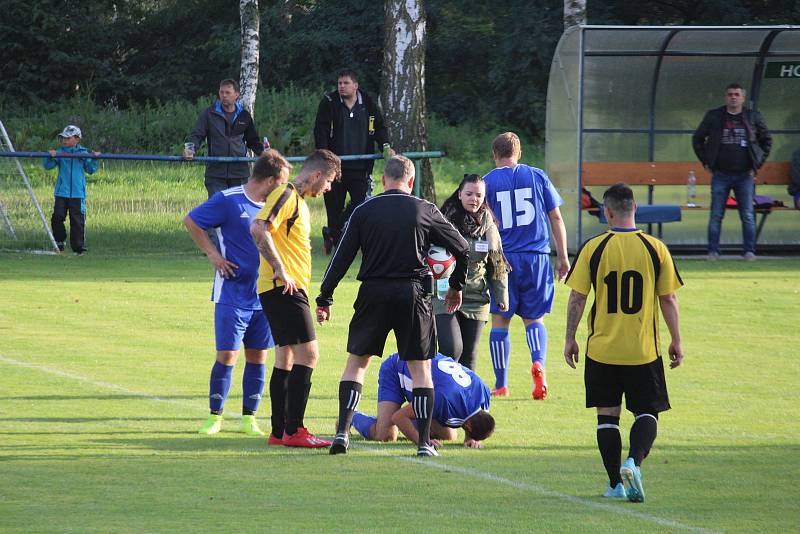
[[42, 125, 99, 254]]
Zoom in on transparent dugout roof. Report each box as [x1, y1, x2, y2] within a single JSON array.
[[545, 25, 800, 251]]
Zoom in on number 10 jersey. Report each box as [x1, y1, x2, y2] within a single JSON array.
[[565, 229, 684, 365]]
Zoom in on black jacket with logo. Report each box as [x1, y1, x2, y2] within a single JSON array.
[[188, 102, 264, 180], [313, 90, 389, 172], [692, 106, 772, 172], [316, 190, 469, 307]]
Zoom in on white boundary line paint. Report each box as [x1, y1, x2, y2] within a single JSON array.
[[1, 354, 721, 533]]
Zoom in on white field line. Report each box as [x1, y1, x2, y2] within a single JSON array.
[[1, 354, 721, 534]]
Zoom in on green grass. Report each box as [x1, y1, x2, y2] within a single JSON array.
[[1, 165, 799, 533]]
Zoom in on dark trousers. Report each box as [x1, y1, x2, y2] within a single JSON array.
[[323, 168, 372, 235], [435, 312, 485, 370], [51, 197, 86, 252]]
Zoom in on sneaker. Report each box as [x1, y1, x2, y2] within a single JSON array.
[[238, 415, 265, 436], [531, 362, 548, 400], [743, 252, 756, 261], [707, 251, 720, 261], [329, 432, 349, 455], [198, 414, 223, 435], [491, 386, 510, 397], [56, 242, 65, 252], [75, 250, 86, 256], [603, 482, 627, 499], [282, 427, 332, 448], [417, 443, 439, 457], [267, 433, 284, 446], [620, 457, 645, 503]]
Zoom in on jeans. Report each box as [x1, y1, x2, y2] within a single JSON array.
[[707, 170, 756, 254]]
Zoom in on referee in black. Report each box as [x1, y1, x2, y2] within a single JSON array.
[[315, 155, 469, 456]]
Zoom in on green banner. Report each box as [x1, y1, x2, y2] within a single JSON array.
[[765, 61, 800, 78]]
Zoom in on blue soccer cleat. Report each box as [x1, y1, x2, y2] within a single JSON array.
[[603, 482, 627, 499], [620, 457, 645, 503]]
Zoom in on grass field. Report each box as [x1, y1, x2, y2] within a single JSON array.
[[1, 164, 799, 533]]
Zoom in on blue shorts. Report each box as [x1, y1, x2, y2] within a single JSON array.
[[490, 252, 554, 320], [214, 304, 274, 351], [377, 354, 409, 405]]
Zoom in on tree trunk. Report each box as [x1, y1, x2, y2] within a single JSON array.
[[381, 0, 435, 202], [239, 0, 260, 115], [564, 0, 587, 29]]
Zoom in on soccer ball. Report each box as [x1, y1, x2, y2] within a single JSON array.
[[426, 246, 456, 280]]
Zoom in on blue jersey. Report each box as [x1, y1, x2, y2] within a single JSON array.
[[378, 354, 491, 427], [188, 186, 263, 310], [483, 164, 563, 253]]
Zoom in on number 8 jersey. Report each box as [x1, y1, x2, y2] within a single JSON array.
[[483, 164, 563, 253], [565, 229, 684, 365]]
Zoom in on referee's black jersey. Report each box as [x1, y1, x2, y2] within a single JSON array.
[[317, 189, 469, 306]]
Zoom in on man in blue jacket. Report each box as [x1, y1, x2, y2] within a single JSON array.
[[184, 79, 265, 198], [43, 125, 99, 255]]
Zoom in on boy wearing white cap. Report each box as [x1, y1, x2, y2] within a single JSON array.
[[43, 125, 100, 254]]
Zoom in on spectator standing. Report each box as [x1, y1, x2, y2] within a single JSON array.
[[313, 68, 391, 254], [42, 125, 99, 255], [692, 83, 772, 260]]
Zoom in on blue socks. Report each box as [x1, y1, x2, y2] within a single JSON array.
[[242, 362, 266, 415], [489, 328, 510, 389], [525, 323, 547, 366], [209, 361, 233, 414], [352, 411, 376, 440]]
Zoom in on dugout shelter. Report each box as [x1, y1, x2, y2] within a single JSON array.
[[546, 25, 800, 253]]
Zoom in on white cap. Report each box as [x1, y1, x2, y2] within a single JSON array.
[[58, 125, 82, 139]]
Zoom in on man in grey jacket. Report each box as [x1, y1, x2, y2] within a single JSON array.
[[184, 79, 265, 198]]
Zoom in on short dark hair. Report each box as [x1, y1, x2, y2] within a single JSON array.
[[384, 155, 415, 182], [219, 78, 239, 92], [602, 183, 635, 215], [464, 410, 495, 442], [303, 149, 342, 182], [337, 69, 358, 83], [252, 149, 292, 181], [726, 83, 745, 94]]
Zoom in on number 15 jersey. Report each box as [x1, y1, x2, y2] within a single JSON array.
[[565, 229, 683, 365], [483, 164, 563, 253]]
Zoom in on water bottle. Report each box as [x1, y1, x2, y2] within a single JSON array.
[[687, 170, 697, 207], [436, 277, 450, 301]]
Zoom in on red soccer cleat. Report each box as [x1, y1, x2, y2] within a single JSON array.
[[491, 386, 510, 397], [531, 362, 548, 400], [267, 433, 284, 446], [282, 427, 332, 448]]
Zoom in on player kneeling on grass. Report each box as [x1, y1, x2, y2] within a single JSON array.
[[184, 150, 291, 436], [351, 353, 495, 449], [563, 183, 684, 503]]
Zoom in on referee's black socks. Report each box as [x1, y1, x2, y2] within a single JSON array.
[[597, 415, 622, 487], [412, 387, 435, 446], [336, 381, 363, 436], [629, 413, 658, 466]]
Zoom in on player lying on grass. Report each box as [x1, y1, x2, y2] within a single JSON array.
[[350, 353, 495, 448]]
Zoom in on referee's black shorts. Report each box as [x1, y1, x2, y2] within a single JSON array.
[[259, 287, 316, 347], [584, 356, 671, 414], [347, 278, 436, 361]]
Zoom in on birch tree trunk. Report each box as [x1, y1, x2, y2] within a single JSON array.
[[239, 0, 260, 115], [564, 0, 587, 29], [381, 0, 435, 201]]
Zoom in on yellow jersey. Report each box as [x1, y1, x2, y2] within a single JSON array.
[[565, 229, 683, 365], [255, 183, 312, 294]]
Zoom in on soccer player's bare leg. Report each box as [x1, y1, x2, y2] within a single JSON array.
[[331, 354, 371, 454]]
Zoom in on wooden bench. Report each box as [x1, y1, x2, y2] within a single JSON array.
[[581, 161, 796, 241]]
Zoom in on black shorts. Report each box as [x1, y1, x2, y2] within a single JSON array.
[[259, 288, 316, 347], [347, 279, 436, 361], [585, 356, 671, 414]]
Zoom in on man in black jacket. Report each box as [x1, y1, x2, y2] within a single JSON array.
[[314, 69, 392, 254], [692, 83, 772, 260], [315, 156, 469, 457], [185, 79, 265, 198]]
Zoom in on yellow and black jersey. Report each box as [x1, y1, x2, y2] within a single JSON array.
[[565, 229, 683, 365], [255, 183, 312, 294]]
